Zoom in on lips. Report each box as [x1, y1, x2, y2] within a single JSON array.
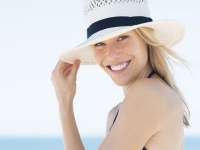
[[107, 60, 131, 71]]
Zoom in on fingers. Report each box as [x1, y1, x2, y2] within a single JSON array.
[[70, 59, 80, 78], [52, 59, 80, 78], [61, 63, 73, 77], [59, 61, 72, 75]]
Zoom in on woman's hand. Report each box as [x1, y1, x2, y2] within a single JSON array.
[[51, 59, 80, 108], [51, 60, 85, 150]]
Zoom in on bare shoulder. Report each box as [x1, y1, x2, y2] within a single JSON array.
[[126, 77, 183, 109], [123, 77, 183, 128], [100, 77, 184, 149]]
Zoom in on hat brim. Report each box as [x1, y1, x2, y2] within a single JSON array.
[[59, 20, 185, 65]]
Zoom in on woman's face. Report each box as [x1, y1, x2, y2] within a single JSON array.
[[93, 30, 150, 87]]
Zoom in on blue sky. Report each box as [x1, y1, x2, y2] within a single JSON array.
[[0, 0, 200, 137]]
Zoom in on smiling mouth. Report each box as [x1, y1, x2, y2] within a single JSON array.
[[107, 60, 131, 71]]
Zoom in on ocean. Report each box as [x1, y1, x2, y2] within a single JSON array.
[[0, 136, 199, 150]]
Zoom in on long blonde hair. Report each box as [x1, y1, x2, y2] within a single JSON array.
[[135, 27, 190, 127]]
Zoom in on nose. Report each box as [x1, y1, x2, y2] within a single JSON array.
[[105, 43, 121, 59]]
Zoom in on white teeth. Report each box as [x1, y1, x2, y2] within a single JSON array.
[[110, 62, 129, 71]]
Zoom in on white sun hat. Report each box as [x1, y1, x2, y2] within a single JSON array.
[[59, 0, 185, 65]]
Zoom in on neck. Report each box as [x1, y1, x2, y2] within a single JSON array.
[[123, 65, 153, 96]]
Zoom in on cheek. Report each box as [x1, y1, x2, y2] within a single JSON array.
[[137, 47, 149, 65], [124, 43, 137, 56], [93, 50, 103, 64], [127, 42, 148, 64], [140, 44, 149, 60]]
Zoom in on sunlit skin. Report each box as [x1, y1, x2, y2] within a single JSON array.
[[51, 30, 184, 150], [93, 30, 153, 93]]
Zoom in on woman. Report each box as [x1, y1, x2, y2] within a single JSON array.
[[51, 0, 190, 149]]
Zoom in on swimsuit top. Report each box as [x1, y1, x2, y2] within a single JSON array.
[[109, 71, 155, 150]]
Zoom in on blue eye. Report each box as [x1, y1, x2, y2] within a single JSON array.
[[118, 35, 128, 41], [94, 42, 105, 47]]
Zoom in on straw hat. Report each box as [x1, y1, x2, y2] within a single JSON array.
[[60, 0, 185, 65]]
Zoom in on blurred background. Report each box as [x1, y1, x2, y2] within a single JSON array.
[[0, 0, 200, 149]]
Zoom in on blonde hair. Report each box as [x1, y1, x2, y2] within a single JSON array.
[[135, 27, 190, 127]]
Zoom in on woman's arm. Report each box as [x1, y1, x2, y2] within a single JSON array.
[[59, 104, 85, 150], [51, 60, 84, 150]]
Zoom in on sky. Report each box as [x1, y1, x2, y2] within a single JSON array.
[[0, 0, 200, 137]]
